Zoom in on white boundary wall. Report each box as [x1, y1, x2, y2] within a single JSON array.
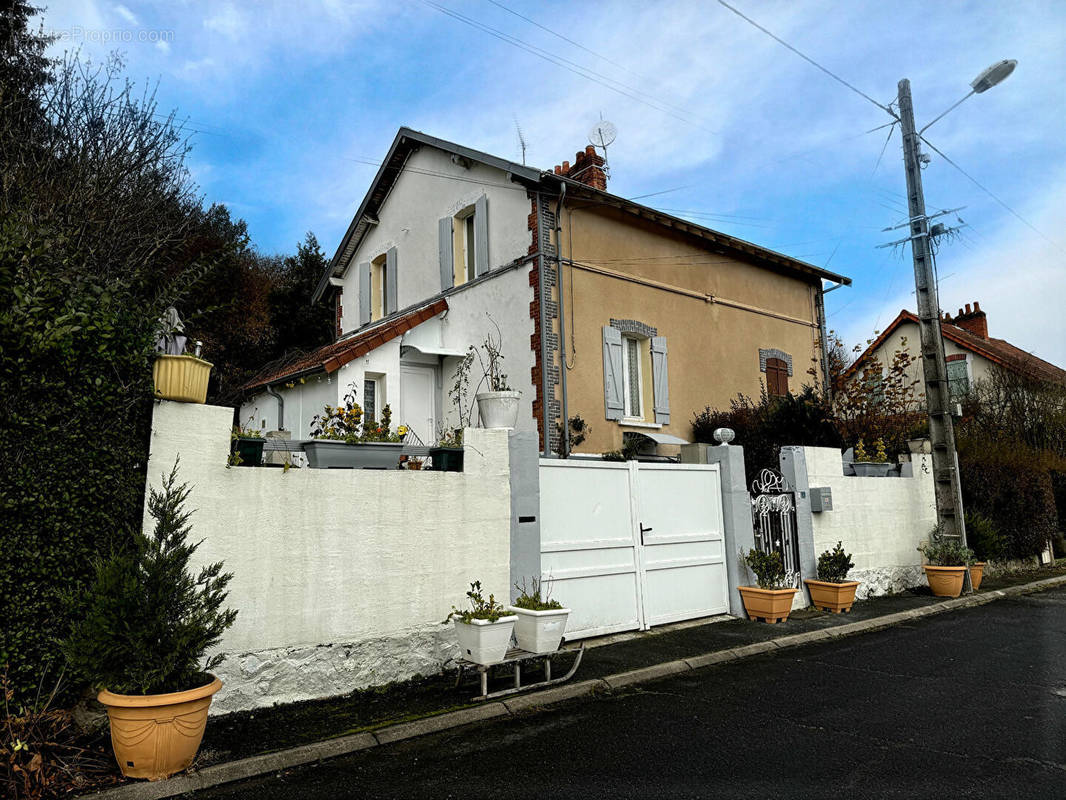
[[143, 401, 511, 714], [802, 446, 936, 598]]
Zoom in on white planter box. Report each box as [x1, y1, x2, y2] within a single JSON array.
[[476, 391, 520, 429], [506, 606, 571, 654], [453, 616, 517, 665]]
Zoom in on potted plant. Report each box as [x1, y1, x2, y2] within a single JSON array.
[[460, 317, 520, 429], [918, 526, 976, 597], [303, 385, 409, 469], [738, 549, 797, 624], [430, 427, 464, 472], [804, 542, 861, 613], [506, 578, 570, 654], [852, 438, 892, 477], [445, 581, 517, 666], [965, 511, 1004, 591], [230, 419, 265, 467], [63, 463, 237, 781]]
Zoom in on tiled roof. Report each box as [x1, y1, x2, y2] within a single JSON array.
[[241, 298, 449, 392], [848, 309, 1066, 386]]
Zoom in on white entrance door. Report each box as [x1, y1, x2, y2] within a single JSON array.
[[400, 364, 437, 444], [539, 460, 728, 640], [633, 464, 729, 627]]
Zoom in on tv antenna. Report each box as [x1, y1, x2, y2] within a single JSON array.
[[588, 117, 617, 175], [514, 116, 528, 166]]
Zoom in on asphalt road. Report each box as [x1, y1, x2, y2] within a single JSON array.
[[200, 589, 1066, 799]]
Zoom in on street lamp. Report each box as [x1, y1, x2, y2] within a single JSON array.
[[919, 59, 1018, 135], [893, 60, 1016, 564]]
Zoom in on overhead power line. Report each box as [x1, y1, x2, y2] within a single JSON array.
[[714, 0, 889, 114], [416, 0, 715, 133], [918, 134, 1065, 255]]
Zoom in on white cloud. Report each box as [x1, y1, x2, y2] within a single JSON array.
[[113, 4, 138, 26]]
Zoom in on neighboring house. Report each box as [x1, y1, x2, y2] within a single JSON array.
[[239, 127, 850, 456], [845, 302, 1066, 406]]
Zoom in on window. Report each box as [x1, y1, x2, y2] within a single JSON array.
[[371, 253, 387, 321], [453, 206, 476, 287], [363, 377, 378, 422], [622, 335, 644, 418], [863, 368, 885, 407], [947, 359, 970, 399], [603, 323, 670, 425], [766, 357, 789, 397]]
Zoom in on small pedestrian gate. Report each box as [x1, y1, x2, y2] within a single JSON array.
[[749, 468, 801, 587], [539, 459, 729, 640]]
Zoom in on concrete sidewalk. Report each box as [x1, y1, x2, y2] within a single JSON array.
[[87, 570, 1066, 800]]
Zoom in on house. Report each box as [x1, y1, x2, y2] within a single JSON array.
[[845, 302, 1066, 405], [239, 127, 851, 456]]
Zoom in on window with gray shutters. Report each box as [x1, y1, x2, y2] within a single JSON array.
[[947, 359, 970, 399]]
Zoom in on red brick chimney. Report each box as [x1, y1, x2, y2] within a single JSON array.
[[553, 145, 607, 191], [947, 300, 988, 339]]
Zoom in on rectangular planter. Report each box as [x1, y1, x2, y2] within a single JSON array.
[[430, 447, 464, 472], [231, 437, 265, 467], [302, 440, 403, 469], [506, 606, 571, 654], [153, 355, 212, 403], [852, 462, 892, 477], [453, 616, 517, 665], [804, 579, 860, 613], [738, 586, 798, 624]]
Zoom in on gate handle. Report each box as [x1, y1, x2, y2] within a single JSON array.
[[640, 524, 653, 545]]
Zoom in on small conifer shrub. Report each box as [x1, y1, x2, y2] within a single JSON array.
[[63, 461, 237, 695], [816, 542, 855, 583]]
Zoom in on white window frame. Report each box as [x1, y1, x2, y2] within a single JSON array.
[[363, 374, 383, 422], [621, 334, 644, 420], [453, 205, 476, 286]]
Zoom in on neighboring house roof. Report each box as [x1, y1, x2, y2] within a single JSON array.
[[847, 309, 1066, 386], [311, 126, 851, 303], [241, 298, 449, 392]]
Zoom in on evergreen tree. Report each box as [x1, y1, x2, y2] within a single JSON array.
[[63, 462, 237, 695]]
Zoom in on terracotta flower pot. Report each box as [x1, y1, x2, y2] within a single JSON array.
[[97, 676, 222, 781], [970, 562, 985, 591], [153, 355, 213, 404], [923, 565, 968, 597], [804, 579, 861, 613], [738, 586, 797, 624]]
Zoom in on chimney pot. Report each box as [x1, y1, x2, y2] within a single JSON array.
[[973, 301, 981, 312], [585, 144, 596, 156], [562, 160, 570, 173], [965, 303, 972, 314], [958, 308, 964, 317]]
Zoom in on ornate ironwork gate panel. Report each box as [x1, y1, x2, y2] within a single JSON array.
[[750, 469, 801, 587]]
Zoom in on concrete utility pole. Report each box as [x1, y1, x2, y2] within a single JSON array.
[[896, 78, 967, 549]]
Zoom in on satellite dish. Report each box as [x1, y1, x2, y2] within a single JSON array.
[[588, 120, 617, 149]]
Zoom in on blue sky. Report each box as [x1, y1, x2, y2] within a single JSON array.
[[36, 1, 1066, 364]]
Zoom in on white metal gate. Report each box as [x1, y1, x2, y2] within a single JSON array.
[[539, 459, 729, 640]]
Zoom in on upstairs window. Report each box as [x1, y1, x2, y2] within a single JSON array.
[[622, 335, 644, 418], [371, 253, 387, 322], [438, 195, 488, 291], [357, 248, 397, 328], [766, 357, 789, 398], [947, 358, 970, 400]]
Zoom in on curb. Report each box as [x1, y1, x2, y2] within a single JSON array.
[[88, 573, 1066, 799]]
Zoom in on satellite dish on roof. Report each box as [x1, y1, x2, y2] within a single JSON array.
[[588, 120, 617, 149]]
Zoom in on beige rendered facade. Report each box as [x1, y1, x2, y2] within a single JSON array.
[[554, 202, 830, 455]]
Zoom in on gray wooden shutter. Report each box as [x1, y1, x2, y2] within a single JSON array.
[[438, 217, 454, 291], [474, 194, 489, 277], [385, 247, 398, 314], [651, 336, 670, 424], [358, 261, 371, 326], [603, 326, 624, 421]]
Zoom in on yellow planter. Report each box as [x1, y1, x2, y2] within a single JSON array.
[[970, 562, 985, 591], [153, 355, 213, 403], [98, 676, 221, 781], [804, 579, 861, 613]]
